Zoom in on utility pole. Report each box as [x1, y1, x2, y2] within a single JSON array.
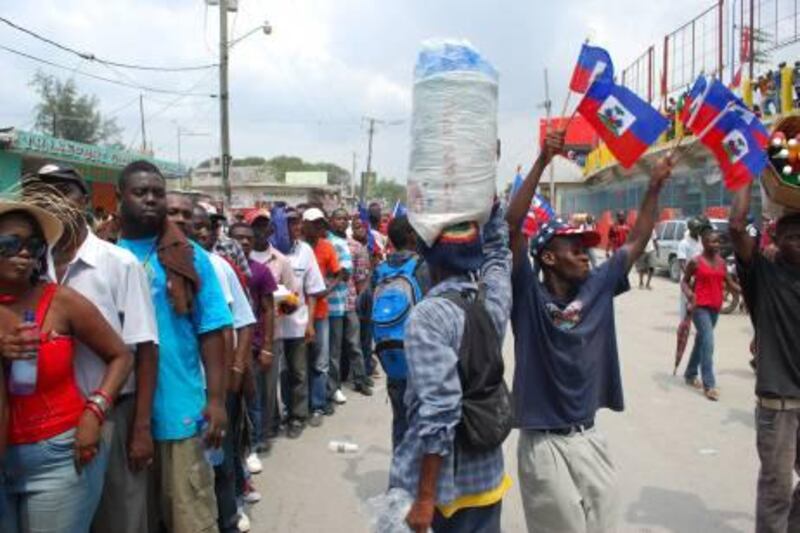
[[351, 151, 357, 200], [219, 0, 232, 208], [362, 118, 376, 203], [139, 94, 147, 153]]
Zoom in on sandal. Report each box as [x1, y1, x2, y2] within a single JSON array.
[[685, 377, 702, 390], [704, 388, 720, 401]]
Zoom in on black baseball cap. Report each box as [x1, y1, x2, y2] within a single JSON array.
[[35, 164, 88, 194]]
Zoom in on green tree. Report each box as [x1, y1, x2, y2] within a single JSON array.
[[30, 72, 122, 145], [369, 177, 406, 205], [233, 156, 267, 167]]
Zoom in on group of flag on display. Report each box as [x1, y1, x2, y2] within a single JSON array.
[[566, 43, 768, 190]]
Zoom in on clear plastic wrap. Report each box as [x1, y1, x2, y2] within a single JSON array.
[[407, 40, 499, 246], [366, 488, 414, 533]]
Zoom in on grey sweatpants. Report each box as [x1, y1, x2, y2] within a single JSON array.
[[517, 427, 618, 533], [755, 406, 800, 533]]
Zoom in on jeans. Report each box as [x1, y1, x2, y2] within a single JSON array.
[[329, 312, 368, 394], [360, 318, 374, 376], [755, 406, 800, 532], [249, 340, 282, 445], [281, 338, 308, 422], [684, 307, 719, 389], [309, 318, 330, 412], [2, 428, 107, 533], [215, 393, 245, 533], [387, 379, 409, 450]]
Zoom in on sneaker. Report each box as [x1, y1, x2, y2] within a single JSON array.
[[237, 510, 251, 532], [704, 388, 720, 401], [323, 403, 336, 416], [287, 421, 304, 439], [355, 384, 373, 397], [333, 389, 347, 404], [308, 411, 325, 428], [243, 488, 262, 504], [684, 377, 702, 390], [246, 453, 263, 475]]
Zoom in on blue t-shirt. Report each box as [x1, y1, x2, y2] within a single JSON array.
[[511, 251, 630, 429], [119, 236, 233, 441]]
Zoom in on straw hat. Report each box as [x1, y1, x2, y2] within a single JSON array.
[[0, 199, 64, 246]]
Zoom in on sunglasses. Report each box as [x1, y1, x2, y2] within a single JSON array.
[[0, 235, 47, 259]]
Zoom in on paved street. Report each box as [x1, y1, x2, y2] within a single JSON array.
[[251, 274, 760, 532]]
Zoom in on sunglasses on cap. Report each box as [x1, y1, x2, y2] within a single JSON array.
[[0, 235, 47, 259]]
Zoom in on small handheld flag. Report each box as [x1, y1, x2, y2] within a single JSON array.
[[391, 201, 408, 219], [578, 78, 669, 168], [358, 203, 376, 254], [569, 44, 614, 94], [522, 193, 556, 237]]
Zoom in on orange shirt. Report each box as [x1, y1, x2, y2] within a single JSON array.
[[312, 238, 340, 320]]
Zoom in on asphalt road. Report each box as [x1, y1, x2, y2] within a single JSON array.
[[250, 274, 760, 532]]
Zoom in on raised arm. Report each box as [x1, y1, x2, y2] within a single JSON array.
[[507, 130, 565, 265], [621, 156, 673, 272], [729, 181, 756, 265]]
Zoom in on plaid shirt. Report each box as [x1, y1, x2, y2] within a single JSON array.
[[214, 235, 252, 280], [389, 208, 511, 505], [327, 232, 352, 318], [347, 238, 370, 312]]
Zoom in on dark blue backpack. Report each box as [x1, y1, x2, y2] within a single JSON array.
[[371, 257, 423, 380]]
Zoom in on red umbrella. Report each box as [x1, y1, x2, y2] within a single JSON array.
[[673, 313, 693, 375]]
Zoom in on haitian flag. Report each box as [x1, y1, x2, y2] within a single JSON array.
[[522, 193, 556, 237], [509, 167, 524, 198], [681, 75, 768, 148], [698, 104, 768, 190], [391, 201, 408, 219], [578, 78, 669, 168], [569, 44, 614, 93], [358, 203, 376, 253]]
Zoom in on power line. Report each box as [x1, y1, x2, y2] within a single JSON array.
[[0, 15, 218, 72], [0, 44, 217, 97]]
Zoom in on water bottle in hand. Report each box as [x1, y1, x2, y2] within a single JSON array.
[[196, 417, 224, 466], [9, 311, 39, 396]]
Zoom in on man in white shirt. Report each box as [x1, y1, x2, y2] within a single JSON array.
[[677, 216, 709, 317], [280, 207, 327, 439], [24, 165, 159, 533]]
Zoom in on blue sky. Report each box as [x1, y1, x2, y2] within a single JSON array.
[[0, 0, 716, 186]]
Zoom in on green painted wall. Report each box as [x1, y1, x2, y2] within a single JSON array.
[[0, 152, 22, 193]]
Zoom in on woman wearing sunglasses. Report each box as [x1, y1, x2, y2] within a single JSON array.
[[0, 200, 133, 533]]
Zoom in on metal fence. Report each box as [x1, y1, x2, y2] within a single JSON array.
[[622, 46, 656, 102], [741, 0, 800, 78]]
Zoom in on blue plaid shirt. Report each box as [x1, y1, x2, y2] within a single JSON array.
[[327, 232, 352, 318], [389, 208, 512, 505]]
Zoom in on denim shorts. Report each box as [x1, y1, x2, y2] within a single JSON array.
[[2, 428, 107, 533]]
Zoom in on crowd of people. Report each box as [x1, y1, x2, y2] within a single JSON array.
[[0, 129, 799, 533]]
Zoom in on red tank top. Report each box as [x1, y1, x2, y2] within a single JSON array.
[[8, 284, 86, 445], [694, 256, 727, 312]]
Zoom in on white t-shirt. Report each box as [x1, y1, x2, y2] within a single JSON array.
[[278, 240, 326, 339], [56, 231, 159, 396], [677, 235, 703, 262], [208, 252, 255, 329]]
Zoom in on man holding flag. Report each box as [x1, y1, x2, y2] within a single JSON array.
[[507, 127, 674, 532]]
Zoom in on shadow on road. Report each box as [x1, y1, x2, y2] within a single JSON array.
[[717, 368, 755, 381], [651, 371, 684, 393], [722, 408, 755, 430], [626, 486, 753, 532], [342, 444, 391, 502]]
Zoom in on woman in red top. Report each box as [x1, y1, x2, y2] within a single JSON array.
[[681, 227, 740, 401], [0, 201, 132, 533]]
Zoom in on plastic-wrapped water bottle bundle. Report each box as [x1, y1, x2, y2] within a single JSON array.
[[407, 39, 499, 247]]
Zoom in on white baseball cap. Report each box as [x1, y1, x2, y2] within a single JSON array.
[[302, 207, 326, 222]]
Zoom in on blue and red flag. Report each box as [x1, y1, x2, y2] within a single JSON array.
[[569, 44, 614, 93], [391, 201, 408, 219], [697, 103, 768, 191], [522, 193, 556, 237], [358, 203, 376, 254], [681, 75, 768, 147], [577, 78, 669, 168]]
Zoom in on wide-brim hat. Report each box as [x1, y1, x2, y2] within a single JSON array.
[[0, 199, 64, 246]]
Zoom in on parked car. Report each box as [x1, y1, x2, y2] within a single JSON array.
[[653, 218, 732, 282]]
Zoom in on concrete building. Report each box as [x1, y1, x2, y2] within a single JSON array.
[[190, 158, 341, 210]]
